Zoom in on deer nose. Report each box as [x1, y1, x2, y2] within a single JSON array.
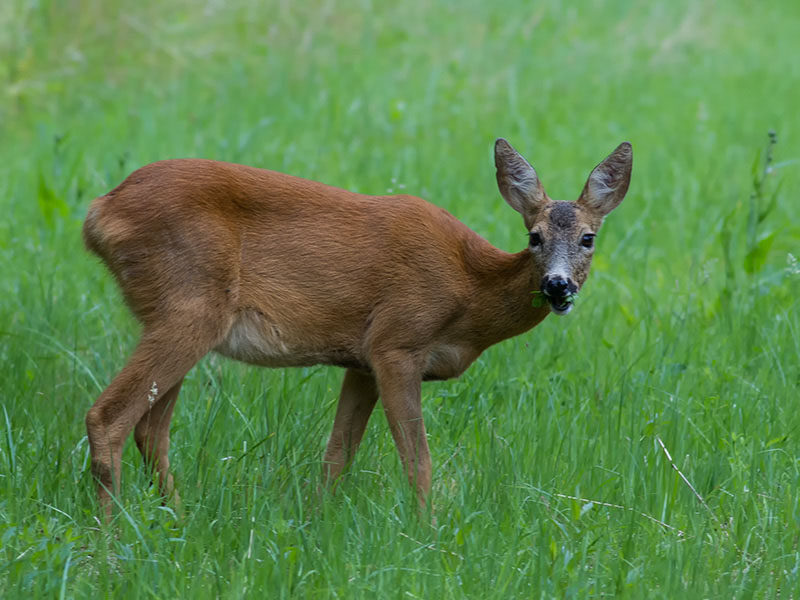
[[542, 275, 569, 298]]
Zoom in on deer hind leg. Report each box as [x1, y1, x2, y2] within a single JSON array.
[[134, 377, 184, 506], [86, 319, 227, 522], [322, 368, 379, 488]]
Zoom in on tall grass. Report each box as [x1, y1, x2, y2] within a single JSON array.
[[1, 0, 799, 597]]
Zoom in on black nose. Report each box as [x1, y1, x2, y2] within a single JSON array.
[[542, 276, 569, 298]]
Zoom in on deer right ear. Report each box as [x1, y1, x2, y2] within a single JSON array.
[[495, 138, 547, 227]]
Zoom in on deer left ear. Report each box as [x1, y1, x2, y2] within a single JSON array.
[[577, 142, 632, 217]]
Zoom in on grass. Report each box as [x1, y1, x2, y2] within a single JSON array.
[[1, 0, 799, 597]]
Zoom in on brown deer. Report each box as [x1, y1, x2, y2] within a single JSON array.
[[83, 138, 632, 520]]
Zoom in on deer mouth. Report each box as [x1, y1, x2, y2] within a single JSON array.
[[544, 294, 574, 316]]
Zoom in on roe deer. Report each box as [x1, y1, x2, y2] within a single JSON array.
[[83, 139, 632, 520]]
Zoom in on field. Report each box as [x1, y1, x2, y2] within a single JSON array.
[[2, 0, 799, 597]]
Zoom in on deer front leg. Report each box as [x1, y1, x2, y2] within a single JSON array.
[[372, 352, 431, 507], [322, 368, 379, 487]]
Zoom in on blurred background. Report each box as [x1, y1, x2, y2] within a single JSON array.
[[1, 0, 798, 596]]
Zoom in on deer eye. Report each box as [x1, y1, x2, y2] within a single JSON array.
[[580, 233, 595, 248], [529, 231, 542, 247]]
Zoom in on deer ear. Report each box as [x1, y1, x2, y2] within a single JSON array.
[[495, 138, 547, 227], [577, 142, 632, 217]]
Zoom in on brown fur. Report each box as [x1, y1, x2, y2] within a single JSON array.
[[83, 140, 632, 520]]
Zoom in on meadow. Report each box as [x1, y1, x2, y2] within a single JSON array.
[[1, 0, 799, 597]]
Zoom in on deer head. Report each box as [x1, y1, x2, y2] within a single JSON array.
[[495, 138, 632, 315]]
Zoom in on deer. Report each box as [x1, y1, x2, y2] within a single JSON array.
[[82, 138, 632, 521]]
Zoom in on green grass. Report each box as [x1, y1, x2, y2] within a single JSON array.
[[2, 0, 799, 597]]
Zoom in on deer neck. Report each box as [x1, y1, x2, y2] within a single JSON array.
[[463, 238, 550, 347]]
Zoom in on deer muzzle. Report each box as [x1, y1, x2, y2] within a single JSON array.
[[541, 275, 578, 315]]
